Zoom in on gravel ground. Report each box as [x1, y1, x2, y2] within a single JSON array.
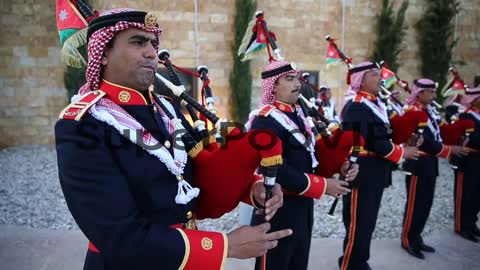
[[0, 145, 455, 239]]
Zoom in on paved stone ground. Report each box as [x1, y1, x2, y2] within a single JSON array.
[[1, 224, 479, 270]]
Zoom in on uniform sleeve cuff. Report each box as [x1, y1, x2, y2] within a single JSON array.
[[298, 173, 327, 199], [437, 145, 451, 159], [384, 143, 404, 164], [176, 229, 228, 270]]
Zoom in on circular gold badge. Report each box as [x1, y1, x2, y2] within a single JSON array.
[[144, 12, 158, 28], [118, 91, 131, 103], [201, 237, 213, 250]]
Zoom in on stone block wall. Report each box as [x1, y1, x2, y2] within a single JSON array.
[[0, 0, 478, 147], [0, 1, 67, 147]]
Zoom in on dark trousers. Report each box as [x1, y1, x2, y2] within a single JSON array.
[[253, 229, 311, 270], [251, 197, 313, 270], [454, 170, 480, 233], [401, 175, 436, 248], [339, 186, 384, 270]]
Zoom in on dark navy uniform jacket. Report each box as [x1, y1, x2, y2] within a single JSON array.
[[458, 108, 480, 169], [55, 81, 229, 270], [249, 101, 327, 235], [341, 92, 404, 189], [403, 103, 451, 177]]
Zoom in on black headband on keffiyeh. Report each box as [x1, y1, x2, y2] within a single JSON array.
[[349, 62, 380, 75], [261, 62, 297, 79], [413, 79, 438, 89], [465, 88, 480, 95], [87, 11, 148, 39], [83, 8, 161, 92]]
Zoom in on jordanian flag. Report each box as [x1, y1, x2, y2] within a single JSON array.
[[56, 0, 88, 46], [325, 44, 342, 68], [237, 16, 268, 62], [381, 66, 398, 89], [442, 76, 466, 97]]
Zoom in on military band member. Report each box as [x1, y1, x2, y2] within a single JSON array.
[[339, 62, 420, 270], [454, 86, 480, 242], [390, 89, 405, 116], [319, 85, 338, 122], [246, 60, 359, 270], [400, 79, 468, 259], [55, 8, 291, 270]]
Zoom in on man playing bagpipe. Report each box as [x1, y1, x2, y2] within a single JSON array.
[[400, 79, 469, 259], [451, 85, 480, 242], [246, 60, 359, 270], [339, 62, 420, 270], [55, 8, 293, 270]]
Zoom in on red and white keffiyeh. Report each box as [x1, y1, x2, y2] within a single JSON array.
[[406, 78, 436, 105], [261, 60, 299, 105], [73, 8, 198, 204]]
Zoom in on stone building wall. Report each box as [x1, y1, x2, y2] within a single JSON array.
[[0, 0, 66, 147], [0, 0, 478, 147]]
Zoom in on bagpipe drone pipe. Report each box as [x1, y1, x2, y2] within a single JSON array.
[[154, 50, 282, 219]]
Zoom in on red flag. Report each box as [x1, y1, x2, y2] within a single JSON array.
[[381, 67, 398, 88], [451, 79, 465, 91], [56, 0, 90, 67], [56, 0, 87, 32], [255, 21, 268, 44], [326, 44, 341, 64]]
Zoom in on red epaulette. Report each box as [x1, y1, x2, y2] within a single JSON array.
[[58, 90, 106, 121], [257, 104, 276, 117], [353, 95, 363, 103]]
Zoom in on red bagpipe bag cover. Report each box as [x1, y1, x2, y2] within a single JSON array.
[[314, 128, 364, 178], [390, 110, 429, 144], [440, 119, 475, 145], [191, 127, 282, 219]]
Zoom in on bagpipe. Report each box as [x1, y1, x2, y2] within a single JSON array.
[[298, 76, 361, 178], [441, 67, 469, 122], [430, 67, 475, 149], [300, 73, 338, 124], [383, 66, 474, 162], [383, 74, 430, 145], [241, 15, 359, 217], [273, 35, 358, 182], [283, 36, 366, 217], [154, 50, 283, 219], [327, 146, 360, 217], [438, 67, 476, 168]]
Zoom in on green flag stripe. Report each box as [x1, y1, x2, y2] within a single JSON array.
[[59, 29, 78, 46]]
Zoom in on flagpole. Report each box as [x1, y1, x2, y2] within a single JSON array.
[[341, 0, 346, 52], [194, 0, 200, 98], [453, 0, 460, 59], [194, 0, 199, 67], [337, 0, 347, 110]]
